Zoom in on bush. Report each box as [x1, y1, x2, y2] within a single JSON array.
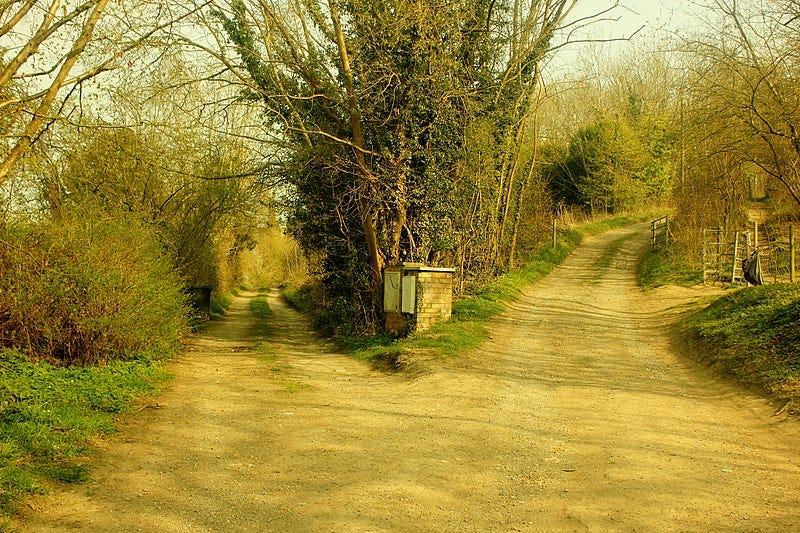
[[0, 207, 188, 365]]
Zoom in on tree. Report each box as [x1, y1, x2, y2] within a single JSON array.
[[0, 0, 205, 185], [199, 0, 622, 330], [542, 52, 677, 215], [685, 0, 800, 209]]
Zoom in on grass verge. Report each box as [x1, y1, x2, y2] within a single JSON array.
[[248, 292, 306, 392], [250, 290, 274, 342], [210, 288, 241, 319], [638, 247, 703, 289], [282, 284, 315, 314], [348, 212, 658, 367], [0, 350, 170, 521], [679, 283, 800, 413]]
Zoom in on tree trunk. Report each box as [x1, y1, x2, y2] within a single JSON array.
[[328, 0, 384, 291]]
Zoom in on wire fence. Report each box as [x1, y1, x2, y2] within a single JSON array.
[[702, 224, 797, 284]]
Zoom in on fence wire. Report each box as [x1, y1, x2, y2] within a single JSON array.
[[703, 225, 797, 284]]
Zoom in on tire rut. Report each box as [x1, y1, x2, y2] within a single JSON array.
[[16, 225, 800, 532]]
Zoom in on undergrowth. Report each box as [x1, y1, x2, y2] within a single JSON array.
[[282, 285, 315, 314], [210, 288, 240, 319], [638, 247, 703, 289], [348, 212, 657, 366], [0, 349, 170, 519], [680, 283, 800, 411]]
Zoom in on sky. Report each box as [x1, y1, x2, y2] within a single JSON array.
[[544, 0, 707, 76]]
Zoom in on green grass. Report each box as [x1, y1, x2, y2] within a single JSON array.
[[589, 234, 638, 280], [249, 292, 275, 358], [348, 212, 658, 367], [282, 285, 315, 314], [680, 283, 800, 410], [249, 293, 273, 321], [638, 247, 703, 289], [0, 350, 170, 519], [209, 288, 242, 319]]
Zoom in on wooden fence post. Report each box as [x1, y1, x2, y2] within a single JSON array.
[[702, 229, 708, 282], [552, 218, 557, 249], [731, 231, 740, 283], [754, 221, 759, 248], [650, 220, 655, 249], [791, 225, 796, 283]]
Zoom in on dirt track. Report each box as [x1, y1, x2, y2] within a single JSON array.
[[16, 223, 800, 531]]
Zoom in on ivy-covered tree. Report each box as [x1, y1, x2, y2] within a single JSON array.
[[203, 0, 619, 332]]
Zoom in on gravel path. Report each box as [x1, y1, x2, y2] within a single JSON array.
[[16, 223, 800, 531]]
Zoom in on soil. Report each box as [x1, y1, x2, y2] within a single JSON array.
[[14, 223, 800, 531]]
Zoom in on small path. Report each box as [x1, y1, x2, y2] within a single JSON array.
[[16, 225, 800, 531]]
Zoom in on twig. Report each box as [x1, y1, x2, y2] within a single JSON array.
[[774, 400, 791, 416]]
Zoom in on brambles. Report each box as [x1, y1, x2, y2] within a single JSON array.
[[0, 206, 188, 366]]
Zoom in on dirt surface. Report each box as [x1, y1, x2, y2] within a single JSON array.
[[15, 223, 800, 531]]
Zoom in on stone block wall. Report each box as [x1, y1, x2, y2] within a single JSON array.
[[413, 270, 454, 333]]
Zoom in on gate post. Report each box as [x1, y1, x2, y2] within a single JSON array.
[[791, 225, 796, 283]]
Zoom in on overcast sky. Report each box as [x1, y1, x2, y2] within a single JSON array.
[[545, 0, 707, 75]]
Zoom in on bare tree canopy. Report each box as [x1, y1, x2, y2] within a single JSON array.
[[0, 0, 207, 184]]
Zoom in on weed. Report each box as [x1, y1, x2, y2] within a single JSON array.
[[283, 382, 311, 394], [680, 283, 800, 409], [0, 349, 170, 518]]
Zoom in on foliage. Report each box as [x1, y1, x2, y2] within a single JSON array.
[[0, 348, 170, 517], [0, 207, 188, 365], [348, 214, 654, 364], [637, 248, 704, 289], [214, 0, 606, 334], [53, 127, 266, 293], [680, 283, 800, 410], [282, 284, 317, 315], [545, 106, 674, 214]]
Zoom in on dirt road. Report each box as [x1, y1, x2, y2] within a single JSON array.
[[17, 223, 800, 531]]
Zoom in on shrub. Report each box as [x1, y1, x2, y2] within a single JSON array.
[[0, 207, 188, 365]]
